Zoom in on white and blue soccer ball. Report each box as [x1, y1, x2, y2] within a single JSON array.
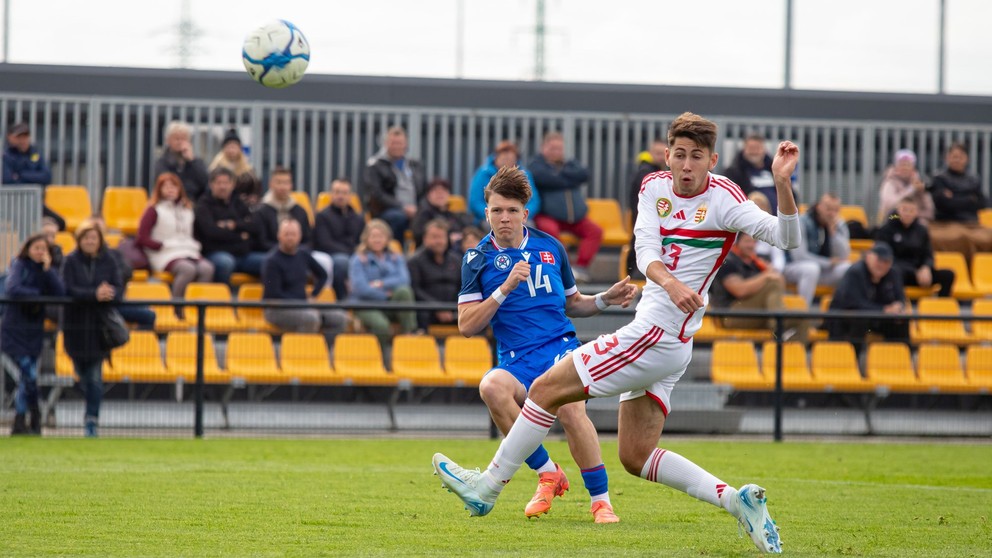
[[242, 20, 310, 88]]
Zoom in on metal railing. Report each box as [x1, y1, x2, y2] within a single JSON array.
[[0, 186, 42, 273]]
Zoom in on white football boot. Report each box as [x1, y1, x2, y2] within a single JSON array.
[[733, 484, 782, 553], [432, 453, 496, 517]]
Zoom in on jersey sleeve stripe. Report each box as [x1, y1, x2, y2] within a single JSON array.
[[458, 293, 483, 305], [711, 177, 747, 203], [563, 285, 578, 297]]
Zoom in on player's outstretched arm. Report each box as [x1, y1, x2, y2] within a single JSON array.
[[771, 140, 800, 216], [565, 276, 639, 318]]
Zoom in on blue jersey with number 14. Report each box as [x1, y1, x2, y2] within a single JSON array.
[[458, 227, 578, 361]]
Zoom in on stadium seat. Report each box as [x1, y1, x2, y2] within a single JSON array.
[[710, 340, 771, 390], [617, 244, 646, 289], [44, 185, 92, 232], [124, 282, 189, 332], [969, 299, 992, 341], [54, 333, 76, 379], [332, 333, 397, 386], [290, 191, 315, 225], [225, 332, 286, 384], [933, 252, 980, 299], [781, 294, 826, 341], [443, 336, 492, 387], [53, 231, 76, 254], [104, 331, 170, 383], [104, 232, 123, 249], [101, 186, 148, 236], [586, 198, 632, 247], [447, 194, 467, 213], [978, 208, 992, 228], [391, 335, 452, 386], [314, 288, 337, 304], [279, 333, 337, 385], [865, 342, 921, 393], [761, 341, 817, 390], [964, 345, 992, 394], [917, 344, 972, 393], [840, 205, 869, 228], [912, 297, 973, 346], [164, 332, 227, 384], [316, 192, 363, 214], [229, 273, 259, 288], [235, 284, 278, 333], [184, 282, 245, 333], [810, 341, 869, 391], [970, 253, 992, 297]]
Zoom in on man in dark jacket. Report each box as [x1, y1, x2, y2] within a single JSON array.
[[410, 178, 473, 247], [194, 167, 266, 285], [827, 242, 910, 354], [529, 131, 602, 283], [875, 198, 954, 297], [625, 139, 667, 277], [312, 178, 365, 300], [407, 219, 461, 331], [722, 134, 799, 216], [153, 121, 209, 202], [256, 166, 312, 252], [927, 142, 992, 261], [361, 126, 427, 242], [2, 122, 66, 228]]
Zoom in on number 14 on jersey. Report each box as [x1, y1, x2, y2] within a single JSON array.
[[526, 264, 553, 297]]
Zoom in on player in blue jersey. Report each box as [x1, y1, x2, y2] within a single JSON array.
[[455, 166, 638, 522]]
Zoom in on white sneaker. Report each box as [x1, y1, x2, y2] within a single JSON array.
[[733, 484, 782, 553], [432, 453, 496, 517]]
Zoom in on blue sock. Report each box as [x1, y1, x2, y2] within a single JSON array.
[[524, 444, 551, 471], [581, 464, 609, 497]]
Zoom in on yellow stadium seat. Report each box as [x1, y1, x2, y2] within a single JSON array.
[[447, 194, 467, 213], [849, 238, 875, 252], [225, 332, 286, 384], [164, 332, 228, 384], [692, 315, 723, 344], [761, 341, 817, 390], [104, 331, 170, 383], [235, 284, 278, 333], [443, 336, 492, 387], [53, 231, 76, 254], [101, 186, 148, 236], [391, 335, 451, 386], [865, 342, 921, 393], [229, 273, 258, 288], [933, 251, 981, 300], [840, 205, 869, 227], [332, 333, 397, 386], [184, 282, 245, 333], [970, 253, 992, 297], [781, 294, 826, 341], [970, 299, 992, 341], [588, 198, 632, 247], [965, 345, 992, 393], [903, 285, 940, 300], [124, 282, 189, 332], [912, 297, 973, 346], [978, 208, 992, 228], [710, 341, 772, 390], [289, 191, 315, 226], [54, 333, 76, 379], [279, 333, 337, 385], [617, 244, 646, 290], [104, 232, 123, 249], [810, 341, 869, 391], [314, 288, 337, 303], [319, 192, 362, 214], [917, 344, 972, 393], [45, 185, 92, 232]]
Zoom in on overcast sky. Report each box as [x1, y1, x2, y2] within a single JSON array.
[[3, 0, 991, 95]]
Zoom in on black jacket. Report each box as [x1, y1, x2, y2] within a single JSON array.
[[153, 151, 209, 202], [829, 261, 905, 313], [256, 203, 312, 252], [1, 257, 65, 357], [407, 247, 461, 304], [874, 217, 935, 274], [528, 154, 590, 223], [312, 205, 365, 255], [362, 155, 427, 217], [930, 168, 988, 223], [262, 248, 327, 301], [61, 249, 123, 362], [628, 160, 664, 217], [194, 195, 261, 257], [410, 200, 473, 246]]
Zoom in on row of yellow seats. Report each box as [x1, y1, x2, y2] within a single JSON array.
[[55, 332, 492, 389], [711, 340, 992, 394]]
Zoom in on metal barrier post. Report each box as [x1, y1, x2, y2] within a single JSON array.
[[773, 316, 785, 442], [194, 304, 206, 438]]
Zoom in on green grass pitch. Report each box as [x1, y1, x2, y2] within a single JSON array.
[[1, 437, 990, 556]]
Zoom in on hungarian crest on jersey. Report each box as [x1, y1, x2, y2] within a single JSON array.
[[656, 197, 672, 218]]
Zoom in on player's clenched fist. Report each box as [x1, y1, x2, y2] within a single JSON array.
[[501, 261, 531, 293]]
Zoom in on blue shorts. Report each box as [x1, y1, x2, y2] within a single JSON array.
[[493, 333, 580, 391]]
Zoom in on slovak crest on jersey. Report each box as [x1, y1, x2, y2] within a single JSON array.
[[494, 253, 512, 271]]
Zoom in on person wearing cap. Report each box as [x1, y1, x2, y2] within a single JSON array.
[[876, 149, 933, 226], [469, 140, 541, 227], [153, 121, 209, 202], [826, 242, 910, 354], [410, 177, 473, 247], [875, 197, 955, 298], [927, 142, 992, 262], [208, 128, 255, 179], [3, 122, 66, 229]]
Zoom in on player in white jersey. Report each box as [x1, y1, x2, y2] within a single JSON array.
[[434, 113, 801, 553]]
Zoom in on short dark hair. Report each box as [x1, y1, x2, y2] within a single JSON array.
[[271, 166, 293, 179], [424, 218, 450, 233], [17, 233, 48, 260], [668, 112, 718, 153], [484, 166, 531, 206], [209, 167, 235, 183], [948, 142, 968, 155]]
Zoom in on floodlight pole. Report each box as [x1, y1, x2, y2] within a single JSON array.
[[2, 0, 9, 63], [938, 0, 946, 94], [783, 0, 793, 90]]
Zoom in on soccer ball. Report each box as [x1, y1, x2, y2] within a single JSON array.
[[242, 20, 310, 88]]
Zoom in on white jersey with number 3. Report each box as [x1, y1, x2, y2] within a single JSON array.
[[633, 170, 800, 341]]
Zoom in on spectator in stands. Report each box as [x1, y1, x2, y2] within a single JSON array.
[[460, 225, 484, 255], [876, 149, 933, 226], [411, 177, 473, 247], [784, 193, 851, 305], [625, 139, 668, 276], [262, 219, 346, 344], [62, 218, 123, 437], [2, 121, 65, 229], [153, 121, 209, 202], [256, 166, 312, 252], [710, 233, 807, 341], [194, 167, 266, 285], [2, 233, 65, 435], [827, 242, 910, 353], [348, 219, 418, 346], [529, 131, 602, 283], [927, 142, 992, 261], [234, 172, 263, 210], [469, 140, 540, 227], [312, 178, 364, 301], [208, 128, 255, 180], [362, 126, 427, 242], [875, 198, 954, 298], [40, 217, 64, 270], [86, 216, 155, 330], [137, 172, 214, 301], [722, 134, 799, 216], [408, 219, 461, 331]]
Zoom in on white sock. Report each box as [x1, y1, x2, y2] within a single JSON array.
[[535, 460, 557, 475], [590, 493, 611, 505], [481, 399, 556, 497], [640, 448, 733, 510]]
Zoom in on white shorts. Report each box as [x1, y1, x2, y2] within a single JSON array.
[[571, 319, 692, 416]]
